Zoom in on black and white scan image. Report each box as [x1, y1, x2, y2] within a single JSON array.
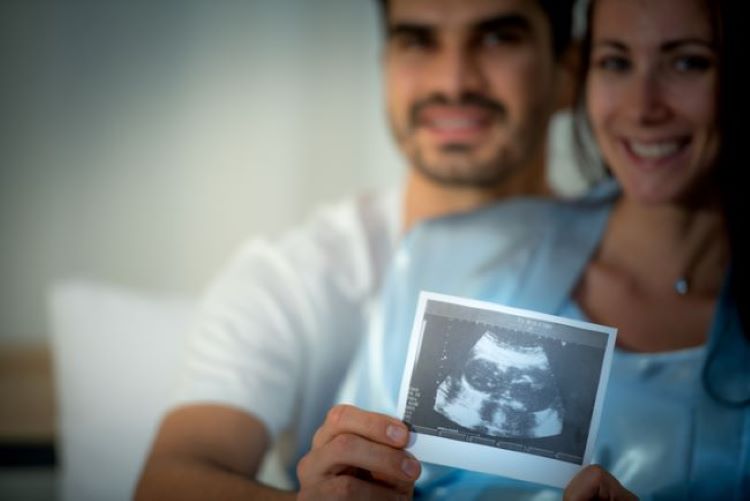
[[434, 329, 564, 439], [403, 297, 609, 465]]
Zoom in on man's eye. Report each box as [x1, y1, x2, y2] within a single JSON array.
[[392, 32, 434, 51], [479, 29, 522, 48]]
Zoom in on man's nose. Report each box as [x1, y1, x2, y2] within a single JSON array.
[[429, 46, 486, 101]]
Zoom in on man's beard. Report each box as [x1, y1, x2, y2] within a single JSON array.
[[400, 92, 522, 188], [411, 143, 519, 188]]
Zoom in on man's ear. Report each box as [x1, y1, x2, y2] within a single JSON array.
[[555, 40, 582, 112]]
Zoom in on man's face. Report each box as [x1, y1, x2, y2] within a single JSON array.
[[384, 0, 561, 187]]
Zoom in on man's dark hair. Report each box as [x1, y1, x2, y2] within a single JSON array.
[[373, 0, 575, 60]]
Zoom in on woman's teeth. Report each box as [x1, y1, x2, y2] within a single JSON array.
[[629, 140, 683, 159]]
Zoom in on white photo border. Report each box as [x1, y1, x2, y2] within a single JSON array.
[[396, 291, 618, 489]]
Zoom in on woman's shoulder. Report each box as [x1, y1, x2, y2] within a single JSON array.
[[405, 178, 619, 252], [387, 179, 620, 312]]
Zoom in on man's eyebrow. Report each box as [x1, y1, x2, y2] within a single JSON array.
[[473, 13, 532, 34], [387, 13, 531, 39], [387, 23, 433, 39]]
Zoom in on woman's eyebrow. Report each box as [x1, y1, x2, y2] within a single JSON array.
[[661, 38, 715, 51], [592, 39, 628, 51], [592, 37, 715, 53]]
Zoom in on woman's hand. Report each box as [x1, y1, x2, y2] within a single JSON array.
[[564, 465, 639, 501]]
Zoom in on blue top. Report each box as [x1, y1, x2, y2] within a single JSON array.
[[342, 180, 750, 500]]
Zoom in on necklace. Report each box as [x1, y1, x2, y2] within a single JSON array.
[[673, 221, 722, 296], [674, 277, 689, 295]]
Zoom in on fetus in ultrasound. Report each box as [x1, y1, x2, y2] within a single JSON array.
[[434, 330, 563, 438]]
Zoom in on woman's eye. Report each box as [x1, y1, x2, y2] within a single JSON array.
[[672, 55, 713, 73], [595, 55, 630, 72]]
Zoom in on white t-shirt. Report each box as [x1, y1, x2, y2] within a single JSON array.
[[173, 187, 401, 464]]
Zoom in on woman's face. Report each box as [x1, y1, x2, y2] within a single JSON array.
[[586, 0, 719, 205]]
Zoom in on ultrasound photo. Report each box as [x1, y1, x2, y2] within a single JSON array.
[[434, 329, 564, 439], [400, 295, 613, 466]]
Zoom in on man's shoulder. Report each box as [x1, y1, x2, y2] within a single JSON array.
[[227, 185, 399, 252], [272, 185, 401, 264], [305, 185, 401, 243], [208, 185, 402, 300]]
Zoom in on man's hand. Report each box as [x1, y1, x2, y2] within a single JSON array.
[[564, 465, 639, 501], [296, 404, 421, 501]]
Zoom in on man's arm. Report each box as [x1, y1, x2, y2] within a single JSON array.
[[135, 404, 295, 501]]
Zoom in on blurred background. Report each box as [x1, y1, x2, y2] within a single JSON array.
[[0, 1, 586, 499], [1, 0, 401, 498], [1, 0, 401, 348]]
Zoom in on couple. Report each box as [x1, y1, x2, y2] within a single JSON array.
[[138, 0, 749, 499]]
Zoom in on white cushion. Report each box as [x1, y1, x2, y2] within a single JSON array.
[[49, 279, 293, 500], [49, 280, 195, 501]]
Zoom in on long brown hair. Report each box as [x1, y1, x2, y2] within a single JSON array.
[[573, 0, 749, 405]]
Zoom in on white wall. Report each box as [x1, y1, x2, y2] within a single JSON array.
[[0, 1, 591, 345], [0, 0, 404, 344]]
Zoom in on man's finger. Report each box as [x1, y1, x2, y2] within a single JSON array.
[[298, 474, 409, 501], [299, 433, 420, 493], [312, 404, 409, 450]]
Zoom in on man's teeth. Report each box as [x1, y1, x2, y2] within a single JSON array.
[[432, 118, 479, 130], [629, 140, 682, 159]]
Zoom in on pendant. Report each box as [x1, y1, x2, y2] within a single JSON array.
[[674, 277, 689, 295]]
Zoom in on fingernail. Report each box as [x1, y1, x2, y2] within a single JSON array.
[[387, 424, 407, 443], [401, 457, 420, 478]]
